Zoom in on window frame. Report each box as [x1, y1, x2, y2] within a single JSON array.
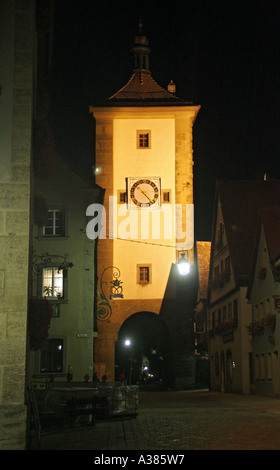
[[37, 264, 69, 303], [162, 190, 172, 203], [137, 264, 152, 285], [137, 130, 151, 149], [38, 208, 67, 238], [42, 266, 64, 300], [117, 190, 127, 204], [35, 336, 66, 376]]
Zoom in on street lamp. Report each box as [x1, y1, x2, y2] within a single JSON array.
[[124, 339, 134, 385], [177, 252, 191, 276]]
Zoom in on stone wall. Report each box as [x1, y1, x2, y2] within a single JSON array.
[[0, 0, 34, 449]]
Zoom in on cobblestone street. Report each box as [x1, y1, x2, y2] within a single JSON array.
[[33, 390, 280, 451]]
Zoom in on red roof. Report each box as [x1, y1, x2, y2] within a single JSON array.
[[109, 71, 180, 102]]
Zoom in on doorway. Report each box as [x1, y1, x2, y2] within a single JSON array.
[[115, 311, 171, 387]]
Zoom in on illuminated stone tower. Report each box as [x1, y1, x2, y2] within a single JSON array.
[[89, 22, 200, 381]]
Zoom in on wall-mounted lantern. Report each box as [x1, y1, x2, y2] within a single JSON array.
[[97, 266, 123, 321]]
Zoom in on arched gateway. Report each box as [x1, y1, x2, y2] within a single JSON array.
[[115, 311, 172, 385]]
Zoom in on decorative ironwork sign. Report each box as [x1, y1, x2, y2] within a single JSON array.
[[32, 252, 74, 277], [97, 266, 123, 321], [32, 252, 74, 306]]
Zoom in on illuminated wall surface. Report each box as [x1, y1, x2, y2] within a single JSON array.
[[91, 104, 199, 380], [113, 117, 176, 300], [93, 108, 198, 288]]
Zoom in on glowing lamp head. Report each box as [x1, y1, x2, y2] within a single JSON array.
[[177, 253, 191, 276], [94, 166, 103, 175]]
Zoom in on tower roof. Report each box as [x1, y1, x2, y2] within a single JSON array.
[[108, 71, 183, 103], [95, 21, 193, 107]]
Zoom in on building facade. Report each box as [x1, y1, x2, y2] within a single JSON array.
[[30, 155, 101, 383], [208, 180, 280, 394], [89, 23, 200, 384], [247, 207, 280, 396]]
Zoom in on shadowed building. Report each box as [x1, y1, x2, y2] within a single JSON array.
[[247, 206, 280, 396], [208, 180, 280, 394]]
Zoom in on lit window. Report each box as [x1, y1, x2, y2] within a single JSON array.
[[137, 130, 151, 149], [137, 265, 152, 284], [43, 210, 65, 236], [40, 338, 64, 374], [43, 267, 64, 299]]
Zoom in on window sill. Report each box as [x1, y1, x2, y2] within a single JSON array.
[[36, 236, 69, 241], [43, 298, 69, 304], [32, 373, 66, 378]]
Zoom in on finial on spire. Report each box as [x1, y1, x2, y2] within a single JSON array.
[[131, 20, 151, 73], [138, 18, 143, 34]]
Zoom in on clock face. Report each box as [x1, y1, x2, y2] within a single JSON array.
[[128, 178, 161, 208]]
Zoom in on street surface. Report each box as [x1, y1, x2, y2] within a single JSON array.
[[34, 389, 280, 451]]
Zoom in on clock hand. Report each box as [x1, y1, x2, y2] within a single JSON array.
[[137, 187, 153, 204]]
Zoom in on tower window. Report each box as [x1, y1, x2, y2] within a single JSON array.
[[118, 190, 127, 203], [162, 190, 171, 203], [137, 130, 151, 149], [137, 265, 152, 284]]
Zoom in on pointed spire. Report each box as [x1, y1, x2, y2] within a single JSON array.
[[131, 20, 151, 73]]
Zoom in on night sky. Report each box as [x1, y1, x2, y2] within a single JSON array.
[[48, 0, 280, 241]]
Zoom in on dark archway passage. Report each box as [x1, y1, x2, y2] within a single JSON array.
[[115, 311, 172, 387]]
